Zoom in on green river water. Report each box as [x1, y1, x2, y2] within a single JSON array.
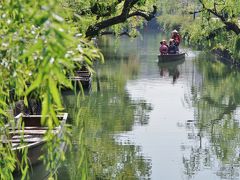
[[54, 32, 240, 180]]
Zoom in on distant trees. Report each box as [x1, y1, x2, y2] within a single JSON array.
[[157, 0, 240, 60]]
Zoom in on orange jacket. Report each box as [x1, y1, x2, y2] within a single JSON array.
[[171, 34, 181, 46]]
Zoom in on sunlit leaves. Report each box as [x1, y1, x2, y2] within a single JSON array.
[[0, 0, 103, 178], [66, 0, 157, 37]]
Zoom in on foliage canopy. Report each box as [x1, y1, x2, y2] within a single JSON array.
[[0, 0, 102, 178], [66, 0, 157, 37]]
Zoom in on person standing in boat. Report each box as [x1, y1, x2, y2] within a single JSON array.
[[159, 40, 168, 55], [171, 30, 181, 51], [168, 39, 178, 54]]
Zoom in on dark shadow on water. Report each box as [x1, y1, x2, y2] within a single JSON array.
[[158, 59, 184, 84]]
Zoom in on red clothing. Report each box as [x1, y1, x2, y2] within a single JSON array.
[[171, 33, 181, 46], [160, 45, 168, 55]]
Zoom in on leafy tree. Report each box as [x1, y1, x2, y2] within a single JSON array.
[[65, 0, 157, 37], [0, 0, 102, 178], [198, 0, 240, 35], [195, 0, 240, 60]]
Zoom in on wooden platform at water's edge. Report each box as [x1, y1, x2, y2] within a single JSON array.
[[68, 70, 92, 89], [158, 53, 185, 63]]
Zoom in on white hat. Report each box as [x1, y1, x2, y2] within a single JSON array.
[[172, 29, 178, 33]]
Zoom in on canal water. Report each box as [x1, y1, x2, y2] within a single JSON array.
[[59, 32, 240, 180]]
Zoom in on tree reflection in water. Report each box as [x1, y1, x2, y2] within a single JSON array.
[[183, 54, 240, 179], [59, 52, 153, 179]]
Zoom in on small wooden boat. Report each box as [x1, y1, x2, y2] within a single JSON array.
[[69, 70, 92, 89], [158, 58, 185, 67], [2, 113, 68, 169], [158, 53, 185, 63]]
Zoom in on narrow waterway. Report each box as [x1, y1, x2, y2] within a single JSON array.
[[59, 32, 240, 180]]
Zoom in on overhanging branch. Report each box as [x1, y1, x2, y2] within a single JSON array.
[[85, 1, 157, 38], [198, 0, 240, 35], [128, 5, 157, 21]]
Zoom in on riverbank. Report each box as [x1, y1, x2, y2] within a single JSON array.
[[212, 48, 240, 68]]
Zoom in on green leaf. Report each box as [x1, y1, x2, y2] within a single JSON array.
[[0, 99, 7, 107], [53, 66, 72, 88], [48, 77, 62, 108], [26, 73, 43, 96], [41, 93, 49, 125], [0, 108, 7, 117], [50, 104, 59, 126]]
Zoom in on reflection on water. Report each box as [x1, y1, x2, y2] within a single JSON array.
[[58, 33, 240, 180], [158, 59, 184, 84], [59, 42, 153, 179], [182, 54, 240, 179]]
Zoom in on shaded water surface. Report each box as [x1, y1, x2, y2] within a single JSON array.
[[59, 33, 240, 180]]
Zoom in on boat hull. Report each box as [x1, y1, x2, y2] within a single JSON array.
[[158, 53, 185, 63], [15, 141, 45, 166], [10, 113, 68, 171]]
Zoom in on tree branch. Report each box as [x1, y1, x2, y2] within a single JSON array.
[[85, 0, 157, 38], [128, 5, 157, 21], [198, 0, 240, 35]]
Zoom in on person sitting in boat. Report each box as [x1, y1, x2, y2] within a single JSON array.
[[168, 39, 178, 54], [171, 30, 181, 51], [159, 40, 168, 55]]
